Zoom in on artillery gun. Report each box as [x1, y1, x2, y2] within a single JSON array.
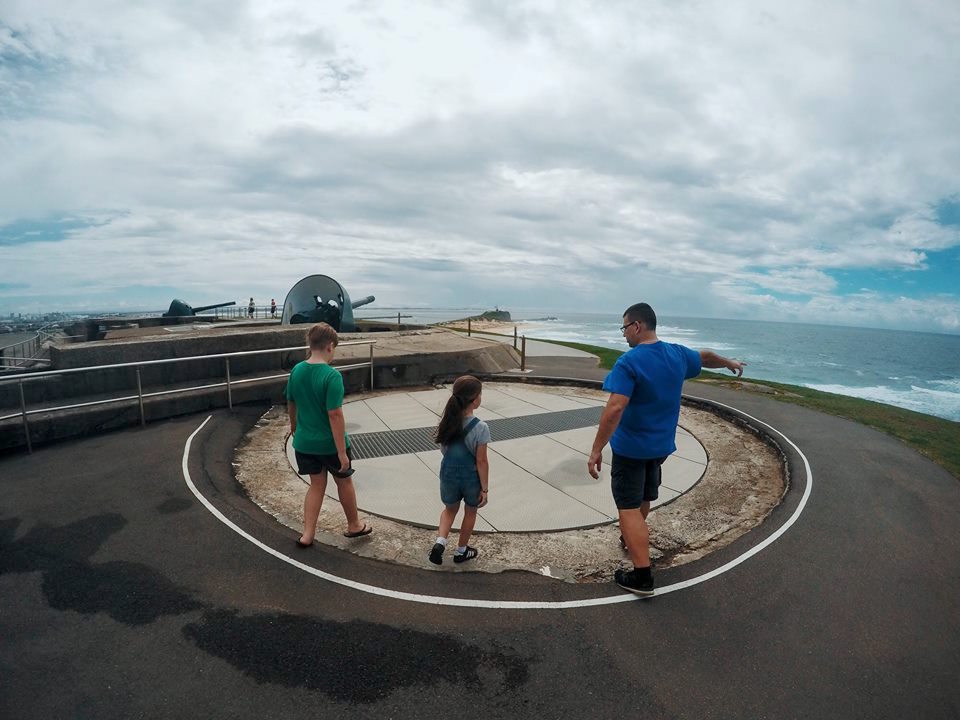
[[281, 275, 374, 332], [163, 299, 236, 317]]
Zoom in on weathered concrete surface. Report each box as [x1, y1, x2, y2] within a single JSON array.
[[236, 384, 786, 582], [0, 329, 520, 451]]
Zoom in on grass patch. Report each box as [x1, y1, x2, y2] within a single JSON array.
[[530, 337, 960, 479], [527, 338, 625, 369]]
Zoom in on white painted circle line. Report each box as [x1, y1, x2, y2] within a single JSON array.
[[182, 400, 812, 609]]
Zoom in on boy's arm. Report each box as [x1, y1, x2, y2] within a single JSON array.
[[287, 401, 297, 435], [327, 407, 349, 469]]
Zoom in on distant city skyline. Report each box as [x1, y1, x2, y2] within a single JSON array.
[[1, 2, 958, 333]]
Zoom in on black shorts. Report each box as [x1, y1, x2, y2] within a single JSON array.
[[611, 452, 667, 509], [294, 446, 354, 478]]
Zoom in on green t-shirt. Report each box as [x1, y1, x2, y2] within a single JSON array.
[[285, 361, 349, 455]]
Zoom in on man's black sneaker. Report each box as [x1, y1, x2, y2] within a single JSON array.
[[429, 542, 445, 565], [615, 568, 655, 596]]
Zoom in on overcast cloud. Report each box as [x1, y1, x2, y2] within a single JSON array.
[[1, 0, 958, 331]]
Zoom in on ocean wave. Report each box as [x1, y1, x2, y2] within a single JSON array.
[[658, 324, 698, 336], [804, 383, 960, 421], [930, 378, 960, 393], [660, 336, 739, 352]]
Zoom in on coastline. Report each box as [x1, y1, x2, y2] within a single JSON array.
[[529, 336, 960, 480], [437, 318, 543, 336]]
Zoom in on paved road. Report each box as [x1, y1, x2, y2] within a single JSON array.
[[2, 362, 959, 718]]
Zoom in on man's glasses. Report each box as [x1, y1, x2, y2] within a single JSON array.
[[619, 320, 639, 334]]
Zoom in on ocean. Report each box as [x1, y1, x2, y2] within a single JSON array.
[[356, 308, 960, 422]]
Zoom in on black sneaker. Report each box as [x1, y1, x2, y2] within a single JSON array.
[[453, 546, 478, 564], [615, 568, 655, 596], [429, 542, 445, 565]]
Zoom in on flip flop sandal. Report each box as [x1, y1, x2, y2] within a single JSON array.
[[343, 524, 373, 538], [295, 538, 313, 548]]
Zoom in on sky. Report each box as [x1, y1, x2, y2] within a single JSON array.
[[1, 0, 958, 333]]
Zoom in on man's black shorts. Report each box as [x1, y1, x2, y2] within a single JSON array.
[[611, 452, 667, 509], [294, 446, 354, 478]]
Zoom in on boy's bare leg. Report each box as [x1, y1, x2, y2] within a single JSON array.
[[457, 505, 478, 547], [437, 504, 459, 539], [618, 507, 651, 568], [640, 500, 650, 520], [301, 471, 328, 544], [333, 476, 364, 534]]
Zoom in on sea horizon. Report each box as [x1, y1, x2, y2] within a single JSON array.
[[357, 307, 960, 423]]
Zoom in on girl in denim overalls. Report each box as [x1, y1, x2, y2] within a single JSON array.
[[428, 376, 490, 565]]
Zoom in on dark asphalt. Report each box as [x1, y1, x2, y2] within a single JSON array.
[[2, 362, 959, 719]]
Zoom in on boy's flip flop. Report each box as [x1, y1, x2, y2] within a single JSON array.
[[343, 525, 373, 538]]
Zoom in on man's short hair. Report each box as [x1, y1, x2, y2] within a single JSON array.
[[624, 303, 657, 330], [306, 322, 339, 349]]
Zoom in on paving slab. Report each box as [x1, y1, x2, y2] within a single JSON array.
[[289, 382, 708, 532], [362, 393, 442, 430], [660, 454, 706, 494], [341, 399, 391, 434], [674, 431, 708, 464], [491, 384, 596, 412], [471, 386, 554, 418], [489, 435, 618, 519]]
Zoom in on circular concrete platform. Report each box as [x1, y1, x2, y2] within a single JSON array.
[[284, 382, 708, 532]]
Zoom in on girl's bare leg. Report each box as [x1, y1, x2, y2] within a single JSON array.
[[437, 504, 459, 539], [457, 505, 478, 547], [301, 471, 328, 544], [333, 476, 364, 534]]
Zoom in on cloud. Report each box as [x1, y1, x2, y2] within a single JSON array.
[[0, 1, 958, 331]]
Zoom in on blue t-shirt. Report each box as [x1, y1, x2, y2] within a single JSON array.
[[602, 341, 702, 459]]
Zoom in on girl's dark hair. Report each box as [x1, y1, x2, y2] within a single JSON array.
[[435, 375, 483, 446]]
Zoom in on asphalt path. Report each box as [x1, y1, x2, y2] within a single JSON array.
[[2, 372, 959, 718]]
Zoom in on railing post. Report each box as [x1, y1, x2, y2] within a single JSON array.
[[521, 335, 527, 372], [225, 358, 233, 409], [369, 343, 374, 390], [467, 318, 471, 336], [135, 366, 146, 426], [513, 325, 518, 350], [397, 312, 401, 331], [19, 380, 32, 454]]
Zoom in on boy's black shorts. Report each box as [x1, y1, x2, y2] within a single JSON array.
[[295, 446, 354, 478], [610, 452, 667, 509]]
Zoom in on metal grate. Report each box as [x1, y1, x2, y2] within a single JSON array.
[[350, 406, 603, 460]]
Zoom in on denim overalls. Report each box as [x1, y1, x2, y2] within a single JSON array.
[[439, 416, 482, 507]]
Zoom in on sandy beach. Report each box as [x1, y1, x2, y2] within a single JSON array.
[[439, 318, 542, 336]]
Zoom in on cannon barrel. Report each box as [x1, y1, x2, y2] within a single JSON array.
[[191, 301, 236, 313], [163, 299, 236, 317], [350, 295, 375, 309]]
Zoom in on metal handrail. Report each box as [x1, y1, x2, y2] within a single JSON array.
[[0, 340, 374, 384], [3, 339, 377, 453], [0, 322, 61, 368]]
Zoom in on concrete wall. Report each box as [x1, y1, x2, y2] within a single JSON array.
[[0, 331, 520, 452]]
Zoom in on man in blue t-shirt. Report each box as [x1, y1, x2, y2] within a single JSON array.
[[588, 302, 745, 595]]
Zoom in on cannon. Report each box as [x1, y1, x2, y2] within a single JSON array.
[[281, 275, 374, 332], [163, 299, 236, 317]]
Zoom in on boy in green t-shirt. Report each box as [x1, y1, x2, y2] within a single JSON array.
[[285, 322, 372, 547]]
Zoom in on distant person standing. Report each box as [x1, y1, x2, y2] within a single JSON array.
[[270, 298, 277, 318], [286, 322, 371, 546], [588, 302, 745, 595], [248, 297, 255, 318]]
